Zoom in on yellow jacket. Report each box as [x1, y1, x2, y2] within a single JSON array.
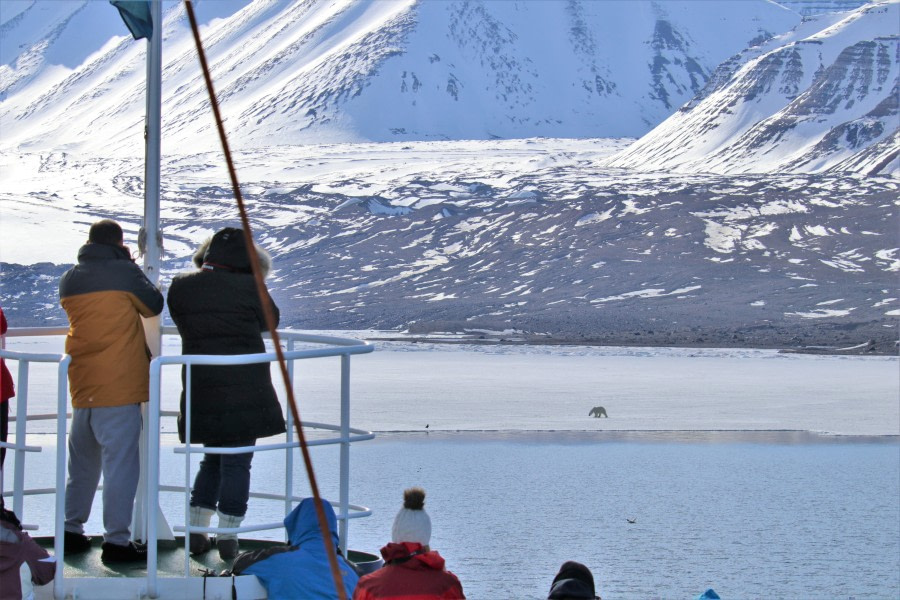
[[59, 243, 164, 408]]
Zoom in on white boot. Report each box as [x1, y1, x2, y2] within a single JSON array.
[[216, 510, 244, 560], [188, 506, 214, 555]]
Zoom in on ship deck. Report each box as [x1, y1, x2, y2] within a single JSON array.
[[32, 536, 379, 599]]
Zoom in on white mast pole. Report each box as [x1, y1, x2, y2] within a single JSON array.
[[143, 0, 162, 288], [136, 0, 172, 547]]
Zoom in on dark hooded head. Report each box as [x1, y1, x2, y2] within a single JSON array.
[[548, 561, 597, 600], [192, 227, 272, 277]]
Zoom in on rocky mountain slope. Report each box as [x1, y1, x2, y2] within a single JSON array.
[[605, 0, 899, 176], [2, 140, 896, 352]]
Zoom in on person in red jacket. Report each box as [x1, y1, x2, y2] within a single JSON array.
[[353, 488, 464, 600], [1, 306, 14, 483]]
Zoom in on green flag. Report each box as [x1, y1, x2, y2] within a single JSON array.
[[110, 1, 153, 41]]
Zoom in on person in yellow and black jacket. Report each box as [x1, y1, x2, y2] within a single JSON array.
[[58, 219, 163, 565]]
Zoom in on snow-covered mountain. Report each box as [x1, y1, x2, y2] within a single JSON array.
[[605, 0, 899, 176], [0, 0, 800, 152], [779, 0, 870, 16], [1, 1, 896, 352]]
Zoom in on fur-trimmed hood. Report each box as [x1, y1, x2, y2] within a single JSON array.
[[192, 228, 272, 278]]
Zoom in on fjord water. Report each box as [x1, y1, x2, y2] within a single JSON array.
[[306, 433, 899, 599], [5, 335, 899, 598]]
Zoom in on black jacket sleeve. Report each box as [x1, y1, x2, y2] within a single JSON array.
[[231, 544, 295, 575]]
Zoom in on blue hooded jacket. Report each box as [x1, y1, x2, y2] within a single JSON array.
[[238, 498, 359, 599]]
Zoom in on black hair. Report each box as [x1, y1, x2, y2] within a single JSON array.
[[548, 561, 597, 599], [88, 219, 124, 246]]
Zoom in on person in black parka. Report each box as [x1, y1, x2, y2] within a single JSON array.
[[167, 227, 286, 560]]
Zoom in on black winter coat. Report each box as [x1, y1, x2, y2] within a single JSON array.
[[167, 230, 285, 444]]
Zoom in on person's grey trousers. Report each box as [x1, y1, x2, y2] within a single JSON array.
[[64, 404, 142, 546]]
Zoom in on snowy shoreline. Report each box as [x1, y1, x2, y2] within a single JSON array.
[[367, 332, 899, 356], [357, 430, 900, 441], [18, 430, 900, 444], [6, 332, 899, 437]]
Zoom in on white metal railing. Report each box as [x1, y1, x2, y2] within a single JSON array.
[[0, 327, 71, 600], [1, 326, 375, 599], [0, 341, 70, 526]]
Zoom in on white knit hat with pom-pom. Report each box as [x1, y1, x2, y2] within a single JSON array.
[[391, 487, 432, 546]]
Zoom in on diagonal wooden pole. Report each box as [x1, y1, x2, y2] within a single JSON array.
[[183, 3, 348, 598]]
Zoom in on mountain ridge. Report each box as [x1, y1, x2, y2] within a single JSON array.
[[605, 0, 899, 176], [0, 0, 801, 152]]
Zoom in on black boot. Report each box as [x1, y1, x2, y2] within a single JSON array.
[[64, 531, 93, 555], [100, 541, 147, 564]]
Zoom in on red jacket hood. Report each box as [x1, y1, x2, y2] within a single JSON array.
[[357, 542, 465, 600], [380, 542, 446, 571]]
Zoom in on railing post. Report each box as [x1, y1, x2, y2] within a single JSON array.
[[339, 353, 350, 555], [285, 337, 295, 524], [147, 358, 162, 598], [183, 362, 192, 577], [13, 361, 29, 519], [54, 356, 70, 600]]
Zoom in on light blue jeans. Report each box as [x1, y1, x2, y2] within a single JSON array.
[[65, 404, 142, 545]]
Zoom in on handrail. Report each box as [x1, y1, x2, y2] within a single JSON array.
[[0, 345, 70, 599], [2, 328, 375, 600], [146, 329, 374, 596], [2, 327, 69, 337]]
